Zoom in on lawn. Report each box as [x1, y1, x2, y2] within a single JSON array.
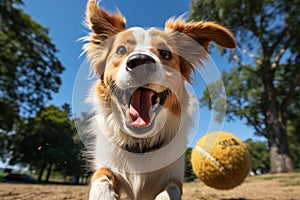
[[0, 172, 299, 199]]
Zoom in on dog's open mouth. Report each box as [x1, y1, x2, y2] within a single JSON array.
[[116, 86, 170, 130]]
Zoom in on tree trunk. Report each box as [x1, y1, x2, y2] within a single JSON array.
[[45, 163, 53, 182], [268, 127, 294, 173], [38, 162, 47, 182], [263, 68, 297, 173], [261, 61, 295, 173], [75, 176, 80, 185]]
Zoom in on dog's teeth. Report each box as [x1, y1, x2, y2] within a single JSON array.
[[152, 104, 157, 111], [156, 97, 160, 104], [123, 90, 132, 107], [122, 93, 127, 105], [152, 103, 160, 112], [126, 110, 132, 122]]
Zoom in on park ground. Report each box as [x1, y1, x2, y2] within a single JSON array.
[[0, 172, 299, 200]]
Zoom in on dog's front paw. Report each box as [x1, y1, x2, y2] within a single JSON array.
[[155, 191, 171, 200], [155, 183, 181, 200], [89, 177, 118, 200]]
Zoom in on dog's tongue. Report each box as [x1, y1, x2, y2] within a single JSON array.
[[129, 88, 155, 127]]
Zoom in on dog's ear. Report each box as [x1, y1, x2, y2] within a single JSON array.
[[165, 18, 235, 82], [165, 18, 236, 51], [86, 0, 126, 41], [85, 0, 126, 76]]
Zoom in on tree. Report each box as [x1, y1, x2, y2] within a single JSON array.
[[70, 112, 97, 184], [244, 139, 270, 174], [184, 148, 197, 182], [0, 0, 64, 159], [10, 105, 77, 182], [287, 118, 300, 169], [190, 0, 300, 173], [62, 103, 72, 117]]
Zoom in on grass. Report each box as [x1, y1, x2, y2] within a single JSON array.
[[1, 171, 300, 200], [281, 178, 300, 187], [0, 169, 79, 184], [0, 171, 6, 181], [245, 172, 300, 188], [242, 173, 300, 188], [249, 172, 300, 181], [182, 172, 300, 200], [250, 174, 280, 180]]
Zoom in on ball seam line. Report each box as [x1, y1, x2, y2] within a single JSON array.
[[195, 146, 226, 173]]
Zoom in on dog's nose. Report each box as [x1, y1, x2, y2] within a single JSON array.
[[126, 54, 156, 72]]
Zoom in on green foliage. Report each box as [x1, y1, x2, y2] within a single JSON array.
[[287, 119, 300, 169], [202, 66, 266, 136], [244, 139, 270, 173], [190, 0, 300, 50], [185, 148, 197, 182], [0, 0, 64, 135], [191, 0, 299, 173], [10, 105, 84, 182]]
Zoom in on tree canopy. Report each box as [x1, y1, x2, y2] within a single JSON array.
[[0, 0, 64, 134], [10, 105, 84, 182], [185, 148, 197, 182], [0, 0, 64, 162], [245, 139, 270, 173], [287, 118, 300, 169], [190, 0, 300, 172]]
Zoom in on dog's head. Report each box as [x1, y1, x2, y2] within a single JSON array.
[[84, 0, 235, 140]]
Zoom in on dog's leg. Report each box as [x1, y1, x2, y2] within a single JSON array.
[[89, 168, 119, 200], [155, 182, 182, 200]]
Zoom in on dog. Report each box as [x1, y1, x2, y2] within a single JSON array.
[[82, 0, 235, 199]]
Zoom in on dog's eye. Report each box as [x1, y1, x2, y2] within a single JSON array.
[[116, 46, 128, 55], [159, 49, 172, 60]]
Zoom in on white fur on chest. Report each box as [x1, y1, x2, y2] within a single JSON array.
[[116, 155, 185, 200], [86, 84, 197, 199]]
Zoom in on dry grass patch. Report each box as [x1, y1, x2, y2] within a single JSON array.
[[0, 173, 299, 200]]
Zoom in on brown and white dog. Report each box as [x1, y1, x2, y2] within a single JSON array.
[[83, 0, 235, 199]]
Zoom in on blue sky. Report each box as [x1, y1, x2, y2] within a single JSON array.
[[21, 0, 262, 143]]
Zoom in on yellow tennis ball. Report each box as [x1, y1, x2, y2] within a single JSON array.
[[191, 131, 251, 190]]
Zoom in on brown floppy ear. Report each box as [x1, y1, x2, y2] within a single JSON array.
[[165, 18, 236, 51], [86, 0, 126, 42], [165, 18, 235, 82], [84, 0, 126, 76]]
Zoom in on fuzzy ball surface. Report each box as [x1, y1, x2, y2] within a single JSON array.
[[191, 131, 251, 190]]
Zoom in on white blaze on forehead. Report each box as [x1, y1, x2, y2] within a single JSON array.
[[130, 27, 153, 52], [115, 27, 166, 91]]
